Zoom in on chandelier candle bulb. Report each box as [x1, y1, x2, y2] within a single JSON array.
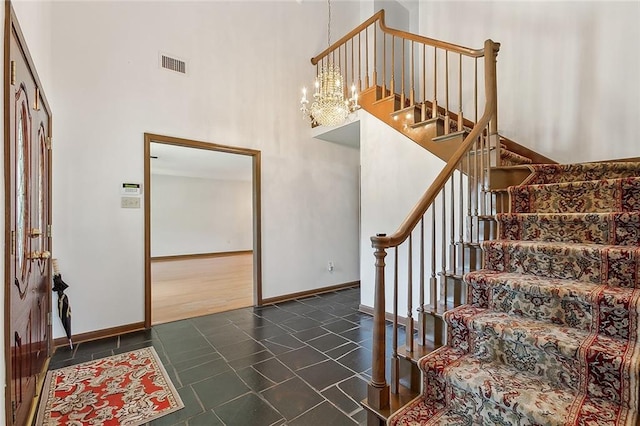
[[300, 64, 360, 127]]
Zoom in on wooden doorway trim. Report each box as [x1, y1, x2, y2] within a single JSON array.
[[143, 133, 262, 328]]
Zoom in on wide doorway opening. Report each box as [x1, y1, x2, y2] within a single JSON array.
[[144, 134, 262, 326]]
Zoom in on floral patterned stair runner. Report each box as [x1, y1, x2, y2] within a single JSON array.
[[500, 144, 533, 166], [388, 161, 640, 426]]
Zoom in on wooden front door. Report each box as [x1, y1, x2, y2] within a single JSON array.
[[5, 6, 53, 425]]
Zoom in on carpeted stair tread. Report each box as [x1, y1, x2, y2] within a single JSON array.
[[444, 305, 640, 404], [522, 161, 640, 185], [387, 397, 471, 426], [389, 158, 640, 426], [482, 240, 640, 287], [497, 212, 640, 245], [414, 346, 638, 426], [500, 147, 533, 166], [509, 177, 640, 214], [465, 270, 640, 340]]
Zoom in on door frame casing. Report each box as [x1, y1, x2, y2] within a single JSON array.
[[3, 2, 54, 424], [143, 133, 263, 328]]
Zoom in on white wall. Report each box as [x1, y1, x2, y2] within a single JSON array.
[[419, 1, 640, 163], [151, 174, 252, 257], [46, 1, 362, 337], [359, 111, 446, 311]]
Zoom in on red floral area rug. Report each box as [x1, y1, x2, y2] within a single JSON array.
[[36, 347, 183, 425]]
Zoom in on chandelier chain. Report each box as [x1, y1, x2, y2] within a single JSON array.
[[299, 0, 360, 127], [327, 0, 331, 47]]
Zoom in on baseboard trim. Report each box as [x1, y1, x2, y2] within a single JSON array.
[[53, 322, 146, 348], [151, 250, 253, 262], [358, 304, 408, 324], [262, 281, 360, 305]]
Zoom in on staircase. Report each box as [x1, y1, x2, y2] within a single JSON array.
[[305, 9, 639, 426], [388, 161, 640, 425]]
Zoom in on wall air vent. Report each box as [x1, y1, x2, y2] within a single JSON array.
[[159, 53, 187, 74]]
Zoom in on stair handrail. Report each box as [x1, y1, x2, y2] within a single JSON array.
[[371, 41, 499, 250], [311, 10, 485, 65], [366, 38, 500, 416]]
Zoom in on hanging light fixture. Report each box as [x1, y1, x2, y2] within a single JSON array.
[[300, 0, 359, 127]]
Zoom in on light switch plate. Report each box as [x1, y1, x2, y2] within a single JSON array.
[[121, 196, 141, 209]]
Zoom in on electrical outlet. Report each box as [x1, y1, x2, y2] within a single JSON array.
[[328, 261, 334, 272]]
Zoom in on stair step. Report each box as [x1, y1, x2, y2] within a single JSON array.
[[522, 161, 640, 185], [497, 212, 640, 246], [362, 383, 420, 424], [444, 305, 640, 405], [387, 160, 640, 426], [432, 129, 469, 143], [489, 165, 535, 190], [510, 177, 640, 214], [465, 270, 639, 341], [500, 147, 532, 166], [482, 240, 640, 288], [390, 105, 425, 125], [419, 347, 638, 425]]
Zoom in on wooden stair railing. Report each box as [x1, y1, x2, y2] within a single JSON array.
[[307, 11, 502, 425], [364, 40, 499, 423], [363, 39, 498, 424], [311, 9, 498, 164]]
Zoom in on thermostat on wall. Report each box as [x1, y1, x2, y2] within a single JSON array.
[[121, 183, 142, 196]]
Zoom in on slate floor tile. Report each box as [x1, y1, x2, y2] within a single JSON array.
[[228, 350, 273, 369], [261, 377, 324, 420], [48, 288, 374, 426], [191, 370, 250, 409], [280, 316, 322, 332], [252, 358, 296, 383], [277, 346, 327, 371], [236, 366, 277, 392], [178, 357, 231, 386], [322, 385, 361, 414], [215, 392, 283, 425], [216, 339, 266, 361], [296, 359, 354, 392], [338, 375, 368, 403], [288, 401, 357, 425], [184, 410, 224, 426], [307, 333, 350, 352], [326, 342, 360, 360], [337, 347, 372, 373], [291, 327, 330, 342]]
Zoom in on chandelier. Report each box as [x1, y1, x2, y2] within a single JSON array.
[[300, 0, 359, 127]]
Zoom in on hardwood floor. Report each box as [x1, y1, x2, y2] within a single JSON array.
[[151, 253, 253, 325]]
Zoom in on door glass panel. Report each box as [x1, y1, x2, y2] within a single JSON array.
[[39, 129, 45, 251], [16, 105, 29, 286]]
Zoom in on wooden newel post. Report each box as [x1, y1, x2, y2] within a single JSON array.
[[368, 234, 390, 421], [484, 39, 500, 137]]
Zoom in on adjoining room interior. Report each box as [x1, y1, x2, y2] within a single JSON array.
[[149, 141, 255, 325]]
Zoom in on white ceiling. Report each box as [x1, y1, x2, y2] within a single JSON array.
[[150, 142, 253, 182]]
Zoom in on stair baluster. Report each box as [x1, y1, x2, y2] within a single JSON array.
[[307, 13, 500, 423]]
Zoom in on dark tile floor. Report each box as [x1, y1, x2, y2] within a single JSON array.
[[49, 287, 404, 425]]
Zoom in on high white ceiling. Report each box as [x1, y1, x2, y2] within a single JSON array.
[[150, 142, 253, 182]]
